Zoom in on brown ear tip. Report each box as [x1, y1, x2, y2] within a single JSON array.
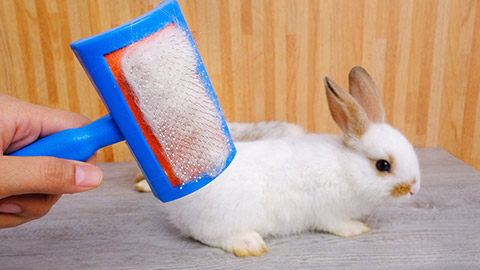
[[323, 76, 330, 87], [349, 66, 367, 78], [323, 77, 333, 89], [323, 77, 341, 99]]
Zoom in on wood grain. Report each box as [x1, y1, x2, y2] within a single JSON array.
[[0, 0, 479, 171], [0, 147, 479, 269]]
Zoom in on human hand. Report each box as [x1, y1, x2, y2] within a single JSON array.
[[0, 95, 103, 228]]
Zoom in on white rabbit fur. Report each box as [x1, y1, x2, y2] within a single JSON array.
[[228, 121, 305, 142], [160, 67, 421, 257]]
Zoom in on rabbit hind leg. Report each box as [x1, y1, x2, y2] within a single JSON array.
[[324, 220, 370, 238], [201, 231, 268, 257]]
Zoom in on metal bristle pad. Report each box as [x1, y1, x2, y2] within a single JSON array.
[[122, 25, 232, 183]]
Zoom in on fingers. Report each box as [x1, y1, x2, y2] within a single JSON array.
[[0, 96, 101, 228], [0, 194, 61, 228], [3, 95, 90, 135], [35, 106, 91, 137], [0, 214, 31, 228], [0, 194, 60, 217], [0, 156, 103, 196], [0, 156, 102, 228], [0, 95, 91, 153]]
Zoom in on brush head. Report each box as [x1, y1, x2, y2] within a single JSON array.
[[70, 0, 236, 202], [121, 25, 233, 185]]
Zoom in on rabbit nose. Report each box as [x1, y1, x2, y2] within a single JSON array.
[[409, 179, 420, 195]]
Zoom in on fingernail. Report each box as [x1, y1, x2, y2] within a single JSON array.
[[0, 203, 22, 214], [75, 165, 103, 188]]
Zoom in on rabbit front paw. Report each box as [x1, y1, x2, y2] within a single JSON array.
[[327, 220, 370, 238], [134, 171, 151, 192], [220, 231, 269, 257], [134, 179, 151, 192]]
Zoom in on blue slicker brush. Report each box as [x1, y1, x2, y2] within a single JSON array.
[[10, 0, 236, 203]]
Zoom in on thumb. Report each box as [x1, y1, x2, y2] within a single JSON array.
[[0, 156, 103, 196]]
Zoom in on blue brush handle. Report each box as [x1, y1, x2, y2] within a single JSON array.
[[10, 114, 124, 161]]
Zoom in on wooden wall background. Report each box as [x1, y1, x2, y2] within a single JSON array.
[[0, 0, 479, 171]]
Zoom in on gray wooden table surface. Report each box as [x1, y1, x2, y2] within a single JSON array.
[[1, 147, 479, 269]]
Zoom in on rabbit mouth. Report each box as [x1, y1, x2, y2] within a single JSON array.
[[391, 179, 417, 198]]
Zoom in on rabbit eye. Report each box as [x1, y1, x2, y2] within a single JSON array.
[[376, 159, 391, 172]]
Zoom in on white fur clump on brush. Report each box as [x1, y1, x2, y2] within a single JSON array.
[[146, 67, 421, 257], [122, 25, 232, 184]]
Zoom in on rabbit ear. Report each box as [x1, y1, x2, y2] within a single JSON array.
[[324, 77, 369, 139], [348, 66, 385, 123]]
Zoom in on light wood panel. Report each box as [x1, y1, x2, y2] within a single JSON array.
[[0, 0, 479, 171]]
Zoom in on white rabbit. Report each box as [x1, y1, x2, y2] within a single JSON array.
[[160, 66, 421, 257]]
